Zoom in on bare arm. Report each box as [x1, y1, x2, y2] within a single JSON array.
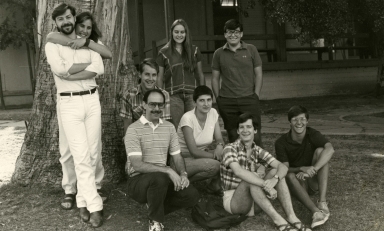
[[211, 69, 220, 99], [46, 32, 73, 46], [196, 61, 205, 86], [254, 66, 263, 96], [123, 118, 132, 135], [182, 126, 214, 159], [213, 121, 225, 161], [87, 40, 112, 59], [313, 142, 334, 171], [229, 162, 265, 187], [157, 66, 165, 88], [283, 162, 302, 174]]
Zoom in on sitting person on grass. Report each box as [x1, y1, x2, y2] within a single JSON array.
[[275, 105, 334, 229], [176, 86, 225, 195], [124, 89, 199, 231], [221, 113, 311, 231]]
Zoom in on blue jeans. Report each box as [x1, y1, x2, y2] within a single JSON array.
[[170, 93, 195, 128]]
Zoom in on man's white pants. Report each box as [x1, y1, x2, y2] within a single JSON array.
[[57, 91, 103, 212]]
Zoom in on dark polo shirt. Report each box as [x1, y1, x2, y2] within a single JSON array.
[[157, 44, 201, 95], [211, 41, 262, 98], [275, 127, 329, 167]]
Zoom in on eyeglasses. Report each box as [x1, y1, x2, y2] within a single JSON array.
[[225, 30, 241, 37], [291, 117, 308, 123], [147, 102, 165, 109]]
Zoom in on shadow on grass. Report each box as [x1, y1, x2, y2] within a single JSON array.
[[1, 134, 384, 230]]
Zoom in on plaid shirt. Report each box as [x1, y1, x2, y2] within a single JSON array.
[[220, 139, 276, 190], [119, 84, 171, 121]]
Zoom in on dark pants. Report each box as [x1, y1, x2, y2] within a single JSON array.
[[217, 93, 262, 146], [127, 172, 199, 223]]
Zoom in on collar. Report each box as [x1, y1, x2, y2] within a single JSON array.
[[135, 84, 159, 96], [287, 128, 308, 144], [235, 138, 256, 151], [139, 115, 163, 125], [223, 41, 246, 50]]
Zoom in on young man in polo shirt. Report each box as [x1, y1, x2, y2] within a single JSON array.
[[120, 58, 171, 134], [221, 113, 311, 231], [212, 19, 263, 146], [124, 89, 199, 231], [275, 106, 335, 229]]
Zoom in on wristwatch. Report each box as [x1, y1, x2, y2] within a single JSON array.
[[273, 174, 280, 181], [216, 142, 224, 147]]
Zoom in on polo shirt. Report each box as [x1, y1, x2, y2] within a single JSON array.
[[119, 84, 171, 122], [156, 44, 201, 95], [275, 127, 329, 167], [220, 139, 276, 190], [211, 41, 262, 98], [124, 115, 180, 177]]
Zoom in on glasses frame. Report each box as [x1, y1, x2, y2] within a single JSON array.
[[290, 117, 308, 123], [225, 30, 242, 37], [147, 102, 165, 109]]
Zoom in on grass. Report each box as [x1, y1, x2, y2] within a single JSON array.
[[1, 94, 384, 230], [1, 133, 383, 230]]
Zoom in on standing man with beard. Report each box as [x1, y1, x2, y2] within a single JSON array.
[[45, 3, 104, 227], [125, 89, 199, 231], [211, 19, 263, 146], [120, 58, 171, 135]]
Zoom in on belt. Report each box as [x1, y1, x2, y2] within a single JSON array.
[[60, 88, 97, 96]]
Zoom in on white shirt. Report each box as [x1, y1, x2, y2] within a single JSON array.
[[177, 108, 219, 154], [45, 39, 104, 93]]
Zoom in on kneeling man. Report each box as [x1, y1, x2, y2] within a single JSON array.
[[221, 113, 311, 231], [275, 106, 334, 229], [124, 89, 199, 231]]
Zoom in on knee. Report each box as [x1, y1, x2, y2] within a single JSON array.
[[149, 172, 171, 187], [184, 186, 200, 207], [286, 172, 298, 182], [206, 159, 220, 175]]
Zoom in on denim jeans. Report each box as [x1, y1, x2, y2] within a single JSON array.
[[127, 172, 199, 222], [170, 93, 195, 128], [57, 92, 103, 212]]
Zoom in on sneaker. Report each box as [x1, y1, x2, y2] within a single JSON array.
[[311, 210, 329, 228], [317, 201, 330, 214], [149, 220, 164, 231]]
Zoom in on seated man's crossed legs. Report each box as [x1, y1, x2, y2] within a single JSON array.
[[224, 169, 311, 231], [285, 148, 330, 228]]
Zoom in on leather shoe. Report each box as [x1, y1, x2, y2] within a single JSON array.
[[79, 207, 90, 222], [89, 210, 103, 228]]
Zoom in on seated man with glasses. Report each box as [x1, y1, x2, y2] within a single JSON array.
[[120, 58, 171, 135], [211, 19, 263, 147], [275, 106, 335, 229], [125, 88, 199, 231]]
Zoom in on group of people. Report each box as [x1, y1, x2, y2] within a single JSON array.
[[46, 3, 335, 230]]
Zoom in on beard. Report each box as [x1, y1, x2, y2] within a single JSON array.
[[58, 23, 75, 35]]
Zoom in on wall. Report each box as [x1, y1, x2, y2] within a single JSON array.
[[0, 6, 34, 108]]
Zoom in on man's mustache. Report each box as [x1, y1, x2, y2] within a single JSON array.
[[150, 110, 162, 114], [61, 23, 73, 29]]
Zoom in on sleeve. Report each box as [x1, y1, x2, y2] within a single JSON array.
[[250, 45, 262, 67], [161, 90, 172, 120], [211, 49, 221, 71], [179, 112, 193, 129], [45, 42, 73, 77], [119, 91, 133, 119], [309, 129, 329, 148], [169, 125, 181, 155], [97, 40, 104, 45], [194, 46, 202, 63], [222, 146, 239, 168], [124, 126, 142, 156], [84, 50, 104, 75], [156, 51, 165, 67], [275, 138, 289, 163], [256, 147, 276, 167]]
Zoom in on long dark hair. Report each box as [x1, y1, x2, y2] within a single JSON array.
[[169, 19, 196, 72], [76, 12, 101, 43]]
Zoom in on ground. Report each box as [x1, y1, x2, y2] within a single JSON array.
[[0, 94, 383, 230]]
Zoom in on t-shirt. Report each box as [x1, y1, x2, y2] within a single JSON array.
[[211, 41, 262, 98], [275, 127, 329, 167], [177, 108, 219, 155]]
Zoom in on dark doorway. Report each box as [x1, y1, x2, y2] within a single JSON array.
[[212, 0, 239, 48]]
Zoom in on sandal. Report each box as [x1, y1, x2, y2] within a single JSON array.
[[276, 223, 297, 231], [291, 222, 312, 231], [98, 189, 108, 203], [60, 194, 76, 210]]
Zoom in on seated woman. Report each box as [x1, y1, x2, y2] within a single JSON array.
[[46, 12, 112, 59], [176, 85, 224, 194]]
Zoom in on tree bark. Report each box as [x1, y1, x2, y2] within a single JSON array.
[[12, 0, 138, 185]]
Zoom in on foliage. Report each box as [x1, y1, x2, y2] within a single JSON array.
[[0, 0, 36, 51]]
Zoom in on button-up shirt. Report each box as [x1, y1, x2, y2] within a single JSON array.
[[45, 39, 104, 93], [220, 139, 276, 190], [119, 84, 171, 122]]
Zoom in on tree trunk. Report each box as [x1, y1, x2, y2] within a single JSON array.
[[11, 0, 138, 185]]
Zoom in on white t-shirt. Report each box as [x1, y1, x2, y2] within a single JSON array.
[[177, 108, 219, 155]]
